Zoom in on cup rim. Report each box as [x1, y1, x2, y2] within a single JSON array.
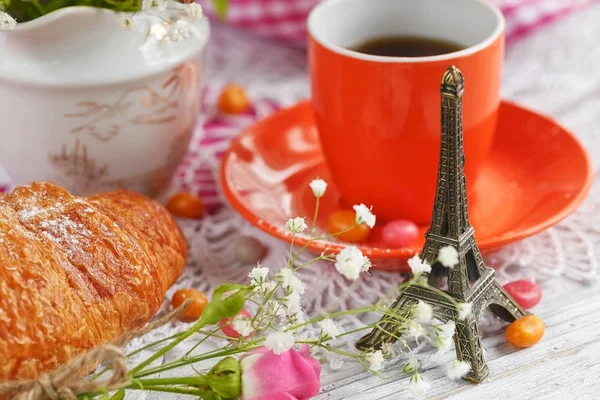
[[307, 0, 505, 63]]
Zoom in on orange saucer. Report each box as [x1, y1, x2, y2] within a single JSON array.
[[221, 100, 592, 271]]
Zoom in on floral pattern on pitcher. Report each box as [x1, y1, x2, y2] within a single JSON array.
[[64, 64, 199, 143], [48, 63, 202, 196]]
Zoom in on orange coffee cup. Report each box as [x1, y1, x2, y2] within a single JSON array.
[[308, 0, 505, 224]]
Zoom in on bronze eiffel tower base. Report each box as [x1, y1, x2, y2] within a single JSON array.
[[356, 268, 526, 383]]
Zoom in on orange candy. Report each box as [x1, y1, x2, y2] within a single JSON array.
[[505, 315, 545, 348], [328, 210, 370, 243], [167, 192, 205, 219], [172, 288, 209, 322], [218, 84, 251, 114]]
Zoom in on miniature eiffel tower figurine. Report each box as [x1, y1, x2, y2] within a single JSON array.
[[356, 66, 527, 383]]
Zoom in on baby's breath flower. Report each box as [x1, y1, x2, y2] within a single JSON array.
[[457, 302, 473, 320], [407, 254, 431, 276], [283, 291, 302, 315], [436, 320, 456, 339], [329, 357, 345, 371], [231, 314, 254, 337], [433, 320, 455, 351], [407, 321, 425, 339], [0, 11, 17, 31], [334, 246, 370, 281], [309, 178, 327, 198], [408, 373, 431, 394], [149, 23, 168, 40], [365, 350, 385, 372], [447, 359, 471, 379], [265, 331, 295, 355], [361, 255, 372, 273], [412, 300, 433, 324], [438, 245, 459, 268], [285, 217, 308, 234], [249, 264, 269, 285], [170, 19, 200, 41], [186, 2, 203, 20], [318, 319, 341, 340], [381, 342, 396, 358], [261, 281, 278, 294], [278, 268, 306, 294], [264, 300, 285, 319], [402, 357, 419, 375], [435, 334, 453, 352], [353, 204, 376, 228]]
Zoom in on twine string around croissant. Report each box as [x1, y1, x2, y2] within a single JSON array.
[[0, 299, 192, 400]]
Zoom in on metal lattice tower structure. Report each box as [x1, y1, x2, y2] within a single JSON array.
[[356, 66, 527, 383]]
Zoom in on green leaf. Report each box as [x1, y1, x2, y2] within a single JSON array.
[[206, 357, 242, 399], [212, 0, 228, 21], [109, 389, 125, 400], [199, 284, 251, 326]]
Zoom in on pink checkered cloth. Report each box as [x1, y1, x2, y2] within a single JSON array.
[[199, 0, 595, 46]]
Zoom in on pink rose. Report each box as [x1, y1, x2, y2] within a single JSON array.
[[240, 345, 321, 400]]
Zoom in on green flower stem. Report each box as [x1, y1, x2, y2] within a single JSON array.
[[93, 331, 187, 381], [134, 345, 256, 379], [286, 233, 296, 268], [250, 283, 281, 326], [330, 325, 376, 339], [331, 222, 360, 239], [311, 197, 320, 231], [288, 232, 329, 269], [126, 385, 205, 396], [288, 306, 376, 332], [129, 319, 209, 375], [413, 281, 459, 305], [184, 325, 226, 358], [135, 376, 208, 387], [293, 255, 327, 271], [318, 344, 363, 360], [128, 331, 187, 358]]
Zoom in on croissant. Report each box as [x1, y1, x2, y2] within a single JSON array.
[[0, 182, 187, 381]]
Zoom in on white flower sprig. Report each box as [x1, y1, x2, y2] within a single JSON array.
[[365, 350, 385, 372], [334, 246, 371, 281], [249, 264, 270, 287], [412, 301, 433, 324], [353, 204, 376, 228], [438, 245, 459, 268], [447, 359, 471, 379], [72, 177, 482, 399], [265, 331, 295, 355], [408, 254, 432, 276], [456, 302, 473, 320], [0, 11, 16, 31], [318, 319, 341, 340], [309, 178, 327, 198], [286, 217, 308, 234]]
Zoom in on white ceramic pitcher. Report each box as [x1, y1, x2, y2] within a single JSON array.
[[0, 7, 209, 196]]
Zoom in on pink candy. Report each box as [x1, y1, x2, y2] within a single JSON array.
[[219, 309, 253, 339], [504, 280, 542, 309], [381, 220, 419, 247]]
